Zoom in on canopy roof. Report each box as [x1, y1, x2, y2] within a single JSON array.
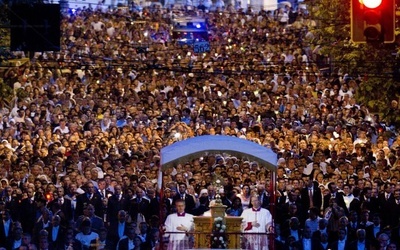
[[161, 135, 277, 171]]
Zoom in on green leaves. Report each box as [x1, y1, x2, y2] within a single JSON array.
[[310, 0, 398, 113]]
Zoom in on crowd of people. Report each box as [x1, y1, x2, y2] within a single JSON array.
[[0, 1, 400, 249]]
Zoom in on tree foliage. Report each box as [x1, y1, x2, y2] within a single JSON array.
[[306, 0, 399, 113]]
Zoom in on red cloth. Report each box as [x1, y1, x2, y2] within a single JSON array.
[[244, 222, 253, 231]]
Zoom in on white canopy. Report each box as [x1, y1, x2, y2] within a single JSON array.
[[161, 135, 277, 171]]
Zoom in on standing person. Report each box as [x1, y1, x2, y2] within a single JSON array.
[[45, 215, 65, 249], [75, 218, 99, 249], [5, 223, 23, 250], [107, 185, 128, 224], [241, 195, 273, 250], [129, 187, 150, 225], [116, 226, 137, 250], [0, 209, 12, 247], [164, 199, 194, 250], [107, 210, 131, 249], [172, 183, 196, 213], [226, 197, 244, 216], [76, 182, 103, 219], [47, 187, 73, 226], [19, 188, 37, 234], [301, 178, 322, 215], [238, 184, 252, 210]]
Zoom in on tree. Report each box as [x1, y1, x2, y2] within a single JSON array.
[[305, 0, 399, 114]]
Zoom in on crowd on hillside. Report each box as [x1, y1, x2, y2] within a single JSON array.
[[0, 1, 400, 250]]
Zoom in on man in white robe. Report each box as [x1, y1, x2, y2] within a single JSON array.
[[164, 199, 194, 250], [241, 195, 273, 250]]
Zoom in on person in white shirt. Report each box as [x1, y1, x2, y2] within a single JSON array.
[[305, 207, 321, 235], [164, 199, 194, 250], [53, 119, 70, 134], [75, 218, 99, 249], [241, 195, 272, 250], [294, 227, 314, 250], [347, 229, 370, 250]]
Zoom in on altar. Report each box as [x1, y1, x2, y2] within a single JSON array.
[[193, 197, 243, 249]]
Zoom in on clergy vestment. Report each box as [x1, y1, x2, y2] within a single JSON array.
[[164, 212, 194, 250], [241, 207, 272, 250]]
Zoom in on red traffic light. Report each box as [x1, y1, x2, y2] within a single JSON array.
[[351, 0, 395, 43], [363, 0, 382, 9]]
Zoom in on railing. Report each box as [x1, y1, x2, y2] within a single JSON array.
[[163, 231, 276, 249]]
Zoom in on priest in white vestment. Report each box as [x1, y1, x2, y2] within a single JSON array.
[[164, 199, 194, 250], [241, 195, 273, 250]]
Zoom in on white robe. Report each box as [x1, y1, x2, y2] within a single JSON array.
[[241, 208, 272, 250], [164, 213, 194, 250]]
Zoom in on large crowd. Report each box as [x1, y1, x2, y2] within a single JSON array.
[[0, 1, 400, 249]]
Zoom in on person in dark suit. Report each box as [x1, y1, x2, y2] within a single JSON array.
[[348, 210, 363, 229], [173, 183, 196, 213], [346, 210, 364, 243], [273, 223, 286, 250], [4, 223, 24, 250], [106, 185, 128, 224], [282, 191, 306, 226], [292, 226, 323, 250], [327, 228, 348, 250], [318, 232, 330, 250], [345, 229, 371, 250], [1, 186, 20, 222], [257, 182, 271, 209], [97, 178, 113, 200], [107, 210, 131, 249], [388, 188, 400, 228], [0, 209, 12, 248], [137, 221, 150, 244], [360, 187, 380, 216], [280, 202, 303, 231], [281, 216, 303, 242], [375, 233, 391, 250], [276, 178, 289, 224], [32, 207, 52, 245], [191, 196, 209, 216], [97, 178, 113, 221], [349, 187, 362, 216], [365, 213, 382, 248], [162, 187, 174, 216], [63, 227, 83, 250], [47, 187, 73, 226], [45, 215, 65, 250], [75, 204, 104, 233], [312, 218, 328, 241], [337, 216, 355, 244], [377, 183, 395, 227], [301, 179, 323, 214], [19, 187, 37, 234], [129, 187, 151, 224], [0, 186, 13, 204], [141, 228, 161, 250], [323, 182, 347, 215], [391, 217, 400, 244], [76, 182, 103, 219], [146, 188, 160, 222], [38, 236, 53, 250], [117, 226, 136, 250]]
